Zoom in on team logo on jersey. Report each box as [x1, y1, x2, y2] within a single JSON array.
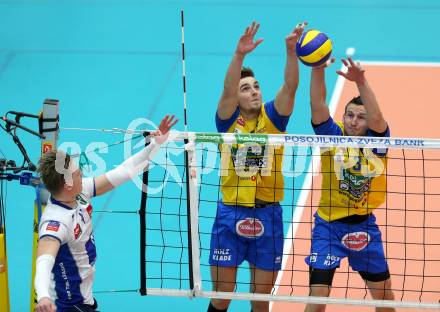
[[237, 118, 245, 126], [341, 231, 370, 251], [46, 221, 60, 232], [77, 194, 88, 205], [339, 169, 371, 200], [74, 223, 82, 239], [236, 218, 264, 238]]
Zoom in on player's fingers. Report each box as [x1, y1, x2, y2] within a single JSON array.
[[249, 21, 256, 34], [158, 116, 168, 128], [347, 56, 356, 67], [292, 21, 304, 34], [254, 38, 264, 47], [167, 115, 177, 126], [252, 22, 260, 36], [170, 119, 179, 128], [292, 23, 300, 33], [336, 70, 348, 79]]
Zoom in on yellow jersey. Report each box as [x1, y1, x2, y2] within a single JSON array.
[[314, 118, 389, 221], [216, 101, 290, 207]]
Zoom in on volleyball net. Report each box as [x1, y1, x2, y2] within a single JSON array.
[[139, 131, 440, 309]]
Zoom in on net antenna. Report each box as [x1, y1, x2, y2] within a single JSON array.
[[180, 9, 202, 295], [181, 10, 188, 133]]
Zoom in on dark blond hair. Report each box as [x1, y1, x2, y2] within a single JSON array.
[[37, 150, 71, 195]]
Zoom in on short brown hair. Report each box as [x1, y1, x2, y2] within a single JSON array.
[[241, 67, 255, 79], [344, 95, 363, 113], [37, 150, 71, 195]]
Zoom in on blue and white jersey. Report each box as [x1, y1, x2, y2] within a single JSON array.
[[38, 178, 97, 311]]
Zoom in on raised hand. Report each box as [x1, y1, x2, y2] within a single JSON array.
[[336, 57, 366, 83], [286, 21, 307, 54], [153, 115, 178, 144], [158, 115, 178, 135], [235, 21, 264, 56]]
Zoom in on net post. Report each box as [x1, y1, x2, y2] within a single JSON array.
[[139, 132, 150, 296], [30, 98, 59, 311], [184, 134, 201, 294]]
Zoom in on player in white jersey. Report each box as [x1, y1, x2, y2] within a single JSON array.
[[34, 115, 177, 312]]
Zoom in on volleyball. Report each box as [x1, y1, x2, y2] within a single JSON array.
[[296, 29, 332, 67]]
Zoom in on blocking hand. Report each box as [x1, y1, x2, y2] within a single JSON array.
[[235, 21, 264, 56]]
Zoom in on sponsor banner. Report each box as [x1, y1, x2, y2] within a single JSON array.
[[191, 132, 434, 149], [195, 133, 224, 144], [235, 133, 268, 145]]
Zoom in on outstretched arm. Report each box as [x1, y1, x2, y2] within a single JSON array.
[[217, 22, 264, 120], [93, 115, 178, 196], [274, 22, 306, 116], [310, 58, 335, 124], [336, 57, 387, 133]]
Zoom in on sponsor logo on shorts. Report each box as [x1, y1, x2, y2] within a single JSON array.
[[236, 218, 264, 238], [74, 223, 82, 239], [212, 248, 232, 262], [46, 221, 60, 232], [341, 231, 370, 251], [323, 254, 340, 266], [309, 252, 318, 263]]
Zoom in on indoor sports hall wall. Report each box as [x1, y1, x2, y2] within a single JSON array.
[[1, 1, 439, 311]]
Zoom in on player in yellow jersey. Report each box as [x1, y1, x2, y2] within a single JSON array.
[[207, 21, 306, 312], [304, 57, 395, 312]]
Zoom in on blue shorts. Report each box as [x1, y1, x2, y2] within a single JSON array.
[[209, 201, 284, 271], [305, 213, 389, 274]]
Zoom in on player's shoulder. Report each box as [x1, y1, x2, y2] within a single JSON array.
[[262, 100, 290, 132], [312, 117, 343, 136], [41, 201, 75, 226]]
